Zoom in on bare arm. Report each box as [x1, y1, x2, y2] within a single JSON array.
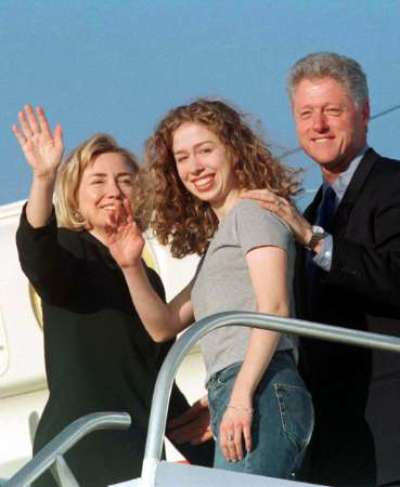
[[12, 105, 64, 227], [219, 246, 289, 462], [107, 216, 194, 342]]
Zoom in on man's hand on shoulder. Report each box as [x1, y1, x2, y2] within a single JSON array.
[[242, 189, 313, 248]]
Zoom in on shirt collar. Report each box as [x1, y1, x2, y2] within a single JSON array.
[[323, 145, 369, 203]]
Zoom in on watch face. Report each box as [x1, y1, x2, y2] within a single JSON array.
[[307, 225, 327, 250], [312, 225, 326, 236]]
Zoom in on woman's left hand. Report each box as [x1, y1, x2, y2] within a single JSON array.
[[219, 404, 253, 462]]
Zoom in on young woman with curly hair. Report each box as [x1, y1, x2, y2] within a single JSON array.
[[109, 99, 314, 480]]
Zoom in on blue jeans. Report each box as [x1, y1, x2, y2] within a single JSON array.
[[207, 351, 314, 479]]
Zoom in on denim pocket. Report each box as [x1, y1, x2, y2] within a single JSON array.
[[273, 383, 314, 452]]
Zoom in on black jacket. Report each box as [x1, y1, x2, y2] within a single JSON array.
[[296, 149, 400, 486], [16, 207, 199, 487]]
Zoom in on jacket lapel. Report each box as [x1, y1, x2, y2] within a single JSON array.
[[296, 149, 379, 317], [331, 148, 379, 237], [304, 187, 323, 224], [295, 188, 323, 317]]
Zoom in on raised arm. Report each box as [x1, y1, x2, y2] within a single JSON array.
[[219, 245, 288, 462], [12, 105, 64, 227], [107, 214, 195, 341]]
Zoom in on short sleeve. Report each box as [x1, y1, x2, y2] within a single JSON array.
[[234, 200, 293, 255]]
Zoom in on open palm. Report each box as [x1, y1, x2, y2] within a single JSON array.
[[106, 206, 145, 269], [12, 105, 64, 177]]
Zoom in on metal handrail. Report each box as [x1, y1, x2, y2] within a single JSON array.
[[5, 412, 131, 487], [141, 311, 400, 485]]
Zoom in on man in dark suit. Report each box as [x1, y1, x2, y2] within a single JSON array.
[[244, 52, 400, 486]]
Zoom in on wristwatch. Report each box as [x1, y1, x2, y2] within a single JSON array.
[[306, 225, 327, 251]]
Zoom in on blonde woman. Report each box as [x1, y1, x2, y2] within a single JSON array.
[[13, 105, 212, 487]]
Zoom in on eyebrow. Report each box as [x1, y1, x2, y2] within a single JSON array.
[[173, 140, 215, 156], [297, 102, 344, 110], [87, 172, 134, 178]]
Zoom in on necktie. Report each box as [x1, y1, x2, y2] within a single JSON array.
[[316, 185, 336, 232], [306, 185, 336, 315]]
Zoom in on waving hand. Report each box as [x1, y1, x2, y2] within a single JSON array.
[[12, 105, 64, 178], [106, 200, 145, 269]]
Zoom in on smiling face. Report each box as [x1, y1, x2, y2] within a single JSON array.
[[172, 122, 239, 219], [292, 77, 369, 181], [77, 151, 136, 241]]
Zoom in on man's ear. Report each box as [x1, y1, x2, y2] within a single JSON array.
[[362, 100, 370, 124]]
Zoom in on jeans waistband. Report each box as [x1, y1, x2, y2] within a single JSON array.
[[206, 350, 295, 389]]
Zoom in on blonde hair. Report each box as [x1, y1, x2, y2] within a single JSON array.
[[55, 133, 142, 230], [145, 98, 301, 258]]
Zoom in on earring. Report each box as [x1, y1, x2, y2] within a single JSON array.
[[73, 209, 83, 222]]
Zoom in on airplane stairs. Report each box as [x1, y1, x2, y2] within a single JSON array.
[[6, 311, 400, 487]]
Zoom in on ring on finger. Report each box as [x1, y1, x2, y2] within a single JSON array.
[[227, 432, 234, 442]]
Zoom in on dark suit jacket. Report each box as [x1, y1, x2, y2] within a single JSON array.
[[296, 149, 400, 486]]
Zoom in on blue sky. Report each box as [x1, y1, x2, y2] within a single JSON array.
[[2, 0, 399, 206]]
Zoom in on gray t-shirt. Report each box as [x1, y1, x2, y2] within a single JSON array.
[[191, 199, 296, 381]]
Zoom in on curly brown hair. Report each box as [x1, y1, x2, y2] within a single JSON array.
[[145, 98, 302, 258]]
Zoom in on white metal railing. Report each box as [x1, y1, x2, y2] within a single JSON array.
[[6, 313, 400, 487], [5, 412, 131, 487], [141, 311, 400, 485]]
